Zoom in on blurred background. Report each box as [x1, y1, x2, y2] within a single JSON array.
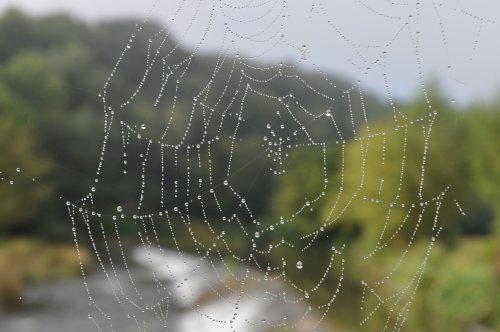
[[0, 1, 499, 331]]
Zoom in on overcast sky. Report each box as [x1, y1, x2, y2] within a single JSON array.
[[1, 0, 499, 105]]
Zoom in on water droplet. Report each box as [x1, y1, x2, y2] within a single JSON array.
[[116, 206, 123, 212], [141, 123, 146, 130], [255, 232, 260, 238], [16, 168, 20, 172], [296, 261, 303, 269]]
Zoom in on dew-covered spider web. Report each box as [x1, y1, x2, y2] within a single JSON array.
[[60, 0, 494, 331]]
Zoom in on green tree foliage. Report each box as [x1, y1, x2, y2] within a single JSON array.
[[0, 117, 52, 231], [268, 94, 500, 330], [329, 99, 462, 245], [460, 107, 500, 235]]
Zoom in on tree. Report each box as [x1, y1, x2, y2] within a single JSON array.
[[0, 115, 52, 231]]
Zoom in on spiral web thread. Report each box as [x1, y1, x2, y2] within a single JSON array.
[[63, 1, 491, 331]]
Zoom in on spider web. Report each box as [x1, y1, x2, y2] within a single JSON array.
[[61, 1, 493, 331]]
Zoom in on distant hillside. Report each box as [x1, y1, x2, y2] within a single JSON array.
[[0, 8, 388, 238]]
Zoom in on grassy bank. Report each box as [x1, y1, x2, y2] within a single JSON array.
[[0, 238, 92, 309]]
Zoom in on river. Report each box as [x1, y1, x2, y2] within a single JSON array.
[[0, 247, 332, 332]]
